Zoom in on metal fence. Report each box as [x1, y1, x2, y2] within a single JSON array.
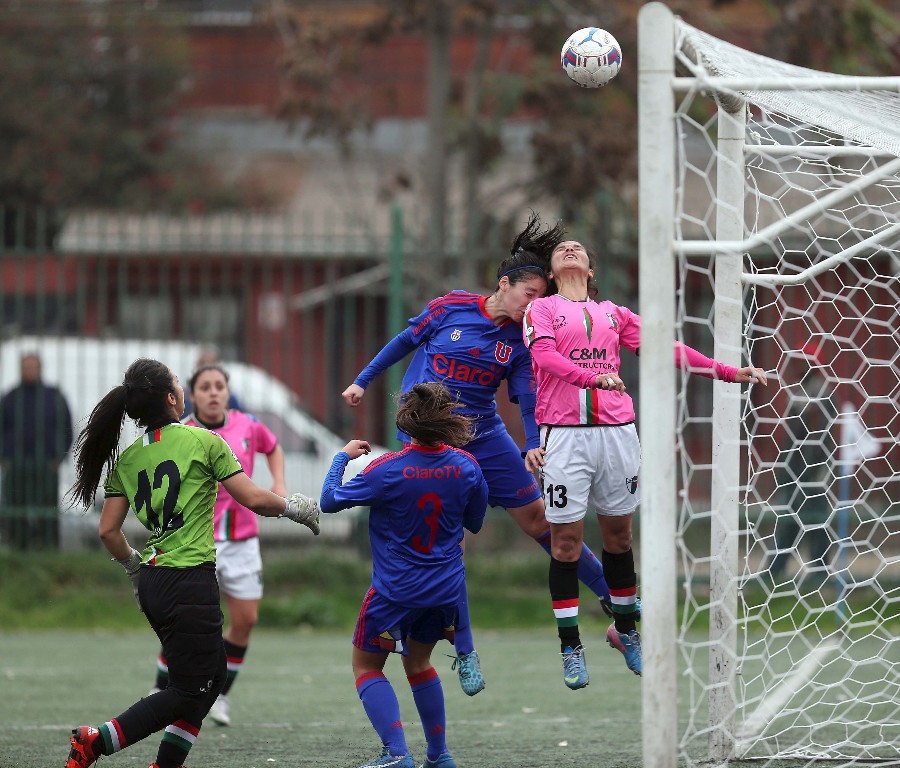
[[0, 202, 638, 548]]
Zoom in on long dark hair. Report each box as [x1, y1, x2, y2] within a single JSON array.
[[395, 382, 474, 448], [69, 358, 177, 507], [496, 211, 566, 294]]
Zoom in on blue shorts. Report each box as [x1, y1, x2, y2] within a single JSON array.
[[353, 586, 457, 655], [467, 418, 541, 509]]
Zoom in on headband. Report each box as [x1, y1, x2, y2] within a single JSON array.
[[500, 265, 546, 278]]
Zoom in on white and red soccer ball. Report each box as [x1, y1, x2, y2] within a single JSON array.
[[560, 27, 622, 88]]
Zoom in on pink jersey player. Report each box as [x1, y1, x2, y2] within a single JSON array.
[[183, 409, 279, 541], [523, 237, 767, 687]]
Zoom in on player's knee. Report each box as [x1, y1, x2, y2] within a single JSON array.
[[606, 529, 633, 553], [238, 612, 259, 634], [509, 502, 548, 539], [551, 537, 581, 561]]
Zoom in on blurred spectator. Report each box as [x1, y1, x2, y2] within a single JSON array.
[[767, 345, 838, 583], [0, 352, 73, 548], [182, 345, 244, 417]]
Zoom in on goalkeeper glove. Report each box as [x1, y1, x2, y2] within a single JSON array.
[[281, 493, 321, 535], [114, 548, 143, 610]]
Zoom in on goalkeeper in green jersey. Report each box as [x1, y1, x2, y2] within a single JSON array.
[[63, 358, 320, 768]]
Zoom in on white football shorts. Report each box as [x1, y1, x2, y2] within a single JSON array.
[[215, 537, 264, 601], [539, 422, 642, 524]]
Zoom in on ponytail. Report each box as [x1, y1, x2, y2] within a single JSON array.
[[69, 387, 129, 508], [69, 358, 176, 507]]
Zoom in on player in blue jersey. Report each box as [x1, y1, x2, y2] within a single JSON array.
[[322, 382, 488, 768], [342, 214, 618, 696]]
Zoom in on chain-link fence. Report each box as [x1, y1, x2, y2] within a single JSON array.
[[0, 202, 637, 549]]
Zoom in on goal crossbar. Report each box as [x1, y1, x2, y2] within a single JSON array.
[[745, 145, 894, 158], [672, 75, 900, 92]]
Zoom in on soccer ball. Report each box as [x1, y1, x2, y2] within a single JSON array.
[[560, 27, 622, 88]]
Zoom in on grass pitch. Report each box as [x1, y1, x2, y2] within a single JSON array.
[[0, 628, 644, 768]]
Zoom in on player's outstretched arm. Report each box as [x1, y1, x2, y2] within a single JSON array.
[[343, 330, 420, 407], [222, 472, 320, 534]]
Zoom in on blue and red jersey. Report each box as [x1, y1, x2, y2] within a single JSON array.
[[354, 291, 536, 443], [320, 444, 488, 607]]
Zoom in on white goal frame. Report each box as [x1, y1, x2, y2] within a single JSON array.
[[637, 4, 900, 767]]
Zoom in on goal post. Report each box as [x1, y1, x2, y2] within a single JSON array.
[[638, 3, 900, 766], [637, 5, 678, 768]]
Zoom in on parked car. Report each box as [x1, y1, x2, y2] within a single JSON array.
[[0, 337, 385, 545]]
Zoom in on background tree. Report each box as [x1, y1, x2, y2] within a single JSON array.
[[274, 0, 642, 277], [0, 1, 245, 246], [274, 0, 898, 237], [715, 0, 900, 74]]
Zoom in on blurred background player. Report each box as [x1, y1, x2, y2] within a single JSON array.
[[321, 382, 488, 768], [182, 345, 244, 416], [341, 213, 616, 696], [64, 358, 320, 768], [149, 363, 286, 726], [524, 238, 767, 684]]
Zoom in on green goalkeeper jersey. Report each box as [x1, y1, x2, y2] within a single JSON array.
[[104, 421, 242, 568]]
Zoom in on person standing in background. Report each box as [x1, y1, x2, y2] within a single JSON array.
[[0, 352, 73, 549]]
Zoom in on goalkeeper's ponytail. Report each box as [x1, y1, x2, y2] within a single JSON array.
[[69, 358, 176, 508]]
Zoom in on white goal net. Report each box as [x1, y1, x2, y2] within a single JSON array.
[[638, 5, 899, 767]]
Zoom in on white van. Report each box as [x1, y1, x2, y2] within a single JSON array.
[[0, 337, 384, 545]]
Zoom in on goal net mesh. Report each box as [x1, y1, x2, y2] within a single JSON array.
[[671, 20, 899, 767]]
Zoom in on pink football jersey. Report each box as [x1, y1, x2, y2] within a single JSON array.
[[524, 295, 641, 426], [183, 410, 279, 541]]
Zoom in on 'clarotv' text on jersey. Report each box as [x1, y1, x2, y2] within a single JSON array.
[[330, 443, 488, 606], [104, 422, 242, 567], [183, 410, 278, 542], [524, 295, 641, 425]]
